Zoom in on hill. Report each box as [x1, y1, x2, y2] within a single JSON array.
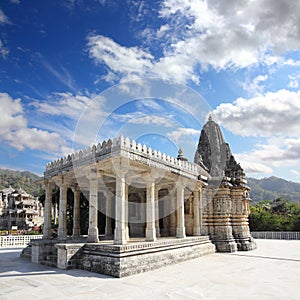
[[247, 176, 300, 203], [1, 168, 299, 204], [0, 168, 43, 197]]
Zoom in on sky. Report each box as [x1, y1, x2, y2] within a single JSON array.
[[0, 0, 300, 182]]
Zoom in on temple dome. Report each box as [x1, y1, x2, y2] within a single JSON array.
[[194, 115, 245, 178]]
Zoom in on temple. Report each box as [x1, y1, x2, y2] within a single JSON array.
[[23, 117, 256, 277], [0, 186, 44, 232]]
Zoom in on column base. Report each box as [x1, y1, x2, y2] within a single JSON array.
[[146, 228, 157, 241], [126, 226, 130, 241], [176, 227, 186, 238], [156, 227, 161, 238], [114, 228, 127, 245], [87, 228, 99, 243], [193, 227, 201, 236], [72, 227, 80, 239]]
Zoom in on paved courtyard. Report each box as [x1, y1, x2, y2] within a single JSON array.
[[0, 239, 299, 299]]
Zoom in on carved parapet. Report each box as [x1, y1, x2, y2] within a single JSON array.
[[44, 135, 209, 182]]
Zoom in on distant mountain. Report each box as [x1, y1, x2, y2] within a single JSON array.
[[1, 168, 299, 204], [0, 168, 43, 197], [247, 176, 300, 203]]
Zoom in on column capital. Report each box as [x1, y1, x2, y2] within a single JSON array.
[[70, 183, 81, 193], [44, 179, 55, 189], [86, 168, 103, 181], [112, 157, 129, 178], [53, 174, 70, 187]]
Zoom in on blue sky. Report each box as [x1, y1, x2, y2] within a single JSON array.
[[0, 0, 300, 182]]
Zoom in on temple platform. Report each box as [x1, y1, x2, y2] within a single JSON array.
[[28, 236, 216, 277], [3, 240, 299, 299]]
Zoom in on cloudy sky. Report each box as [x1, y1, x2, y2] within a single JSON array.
[[0, 0, 300, 182]]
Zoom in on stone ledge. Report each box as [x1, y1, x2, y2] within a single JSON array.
[[78, 237, 216, 277]]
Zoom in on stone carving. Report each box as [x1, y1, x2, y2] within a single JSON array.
[[194, 116, 256, 252]]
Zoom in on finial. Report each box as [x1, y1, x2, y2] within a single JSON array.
[[208, 114, 212, 121], [178, 147, 183, 157], [177, 147, 188, 161]]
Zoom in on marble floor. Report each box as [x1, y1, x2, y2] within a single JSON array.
[[0, 239, 299, 299]]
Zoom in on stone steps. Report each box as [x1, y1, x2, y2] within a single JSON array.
[[40, 260, 57, 268]]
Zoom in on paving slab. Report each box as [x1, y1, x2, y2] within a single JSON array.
[[0, 239, 299, 300]]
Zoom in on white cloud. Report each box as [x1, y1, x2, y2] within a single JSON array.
[[87, 34, 154, 82], [235, 158, 273, 175], [99, 0, 300, 84], [32, 92, 95, 119], [0, 93, 26, 136], [130, 115, 175, 127], [159, 0, 300, 70], [241, 74, 268, 96], [290, 169, 300, 178], [167, 127, 201, 143], [236, 137, 300, 176], [0, 92, 67, 153], [40, 58, 75, 91], [288, 75, 299, 89], [6, 128, 63, 151], [0, 9, 10, 24], [0, 39, 9, 59], [212, 89, 300, 137]]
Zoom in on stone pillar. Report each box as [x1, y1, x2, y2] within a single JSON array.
[[105, 192, 113, 237], [211, 182, 237, 252], [87, 171, 99, 243], [202, 188, 212, 236], [231, 183, 256, 251], [160, 189, 170, 237], [176, 183, 186, 238], [125, 184, 129, 241], [146, 178, 156, 241], [58, 181, 68, 241], [43, 180, 53, 239], [193, 188, 201, 236], [53, 202, 58, 225], [114, 171, 127, 245], [72, 186, 81, 239], [169, 191, 176, 236], [155, 188, 160, 238]]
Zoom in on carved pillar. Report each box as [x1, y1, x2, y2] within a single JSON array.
[[87, 171, 99, 243], [114, 171, 127, 245], [58, 179, 68, 241], [72, 186, 81, 239], [155, 188, 160, 238], [231, 181, 256, 251], [43, 180, 53, 239], [193, 188, 201, 236], [105, 191, 113, 237], [211, 181, 237, 252], [146, 178, 156, 241], [176, 183, 186, 238]]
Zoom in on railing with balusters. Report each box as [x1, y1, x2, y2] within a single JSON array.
[[0, 235, 43, 247], [251, 231, 300, 240]]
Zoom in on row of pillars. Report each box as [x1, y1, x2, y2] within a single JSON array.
[[43, 172, 203, 245]]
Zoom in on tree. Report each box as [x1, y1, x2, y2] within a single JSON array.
[[249, 198, 300, 231]]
